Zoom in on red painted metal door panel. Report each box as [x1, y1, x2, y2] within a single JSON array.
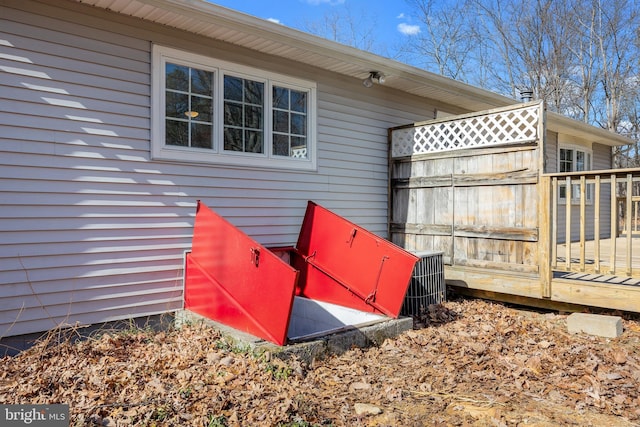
[[294, 201, 419, 317], [184, 201, 298, 345]]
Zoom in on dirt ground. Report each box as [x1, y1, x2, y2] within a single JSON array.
[[2, 297, 640, 426]]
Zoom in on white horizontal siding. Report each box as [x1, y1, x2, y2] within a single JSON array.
[[2, 1, 172, 337], [0, 0, 435, 337]]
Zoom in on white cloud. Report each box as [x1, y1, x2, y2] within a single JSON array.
[[396, 13, 405, 19], [397, 23, 420, 35], [267, 18, 282, 24]]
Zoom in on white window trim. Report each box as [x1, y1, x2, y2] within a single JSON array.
[[558, 143, 593, 205], [151, 44, 317, 171]]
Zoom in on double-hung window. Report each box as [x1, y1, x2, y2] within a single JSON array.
[[558, 146, 592, 204], [152, 45, 316, 170]]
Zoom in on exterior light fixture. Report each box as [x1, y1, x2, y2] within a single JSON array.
[[363, 71, 385, 88]]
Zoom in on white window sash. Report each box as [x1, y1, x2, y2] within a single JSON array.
[[558, 145, 593, 205], [151, 45, 317, 171]]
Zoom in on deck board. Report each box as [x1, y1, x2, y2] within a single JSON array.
[[555, 236, 640, 277]]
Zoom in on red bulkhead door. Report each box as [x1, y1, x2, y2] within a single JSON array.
[[294, 201, 419, 317], [184, 201, 299, 346]]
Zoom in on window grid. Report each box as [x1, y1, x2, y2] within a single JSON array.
[[165, 63, 214, 149], [223, 76, 264, 154], [559, 148, 573, 173], [272, 87, 308, 158], [559, 147, 593, 204]]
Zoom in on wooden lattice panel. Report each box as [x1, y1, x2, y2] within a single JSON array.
[[392, 104, 540, 158]]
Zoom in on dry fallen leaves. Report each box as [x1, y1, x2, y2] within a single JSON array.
[[1, 298, 640, 426]]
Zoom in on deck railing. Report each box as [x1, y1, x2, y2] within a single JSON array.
[[542, 168, 640, 277], [617, 196, 640, 235]]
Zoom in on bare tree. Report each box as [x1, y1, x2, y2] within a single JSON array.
[[564, 0, 600, 122], [400, 0, 478, 81], [302, 0, 640, 167], [472, 0, 581, 111], [400, 0, 640, 166], [303, 4, 379, 54], [591, 0, 639, 131]]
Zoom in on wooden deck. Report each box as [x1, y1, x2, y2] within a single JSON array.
[[554, 236, 640, 285], [389, 103, 640, 313]]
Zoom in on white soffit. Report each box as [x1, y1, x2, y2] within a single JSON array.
[[71, 0, 634, 146], [72, 0, 514, 112], [548, 112, 632, 147]]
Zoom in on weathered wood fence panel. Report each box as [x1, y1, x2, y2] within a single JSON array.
[[390, 102, 544, 277], [390, 145, 540, 274]]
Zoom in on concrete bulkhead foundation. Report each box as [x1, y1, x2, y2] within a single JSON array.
[[176, 306, 414, 363]]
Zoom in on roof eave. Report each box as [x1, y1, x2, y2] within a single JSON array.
[[547, 112, 633, 147], [72, 0, 514, 111], [72, 0, 632, 147]]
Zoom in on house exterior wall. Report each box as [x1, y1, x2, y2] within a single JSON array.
[[546, 129, 614, 242], [545, 130, 559, 173], [0, 0, 439, 337], [593, 142, 613, 170]]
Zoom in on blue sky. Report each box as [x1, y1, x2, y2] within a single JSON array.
[[207, 0, 420, 57]]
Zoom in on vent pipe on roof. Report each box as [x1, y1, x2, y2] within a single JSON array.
[[520, 88, 534, 102]]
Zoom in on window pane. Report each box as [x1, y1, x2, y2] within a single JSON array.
[[245, 130, 263, 153], [245, 105, 263, 129], [559, 185, 566, 199], [576, 151, 585, 171], [166, 91, 188, 118], [273, 87, 289, 109], [191, 123, 212, 149], [274, 110, 289, 133], [224, 102, 242, 126], [244, 80, 264, 105], [191, 95, 212, 122], [166, 120, 188, 146], [559, 148, 573, 172], [166, 63, 189, 91], [224, 128, 243, 151], [291, 90, 307, 113], [165, 61, 214, 150], [291, 113, 306, 135], [273, 134, 289, 156], [224, 76, 243, 101], [191, 69, 212, 95], [223, 75, 265, 154], [572, 184, 581, 198], [272, 85, 308, 159]]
